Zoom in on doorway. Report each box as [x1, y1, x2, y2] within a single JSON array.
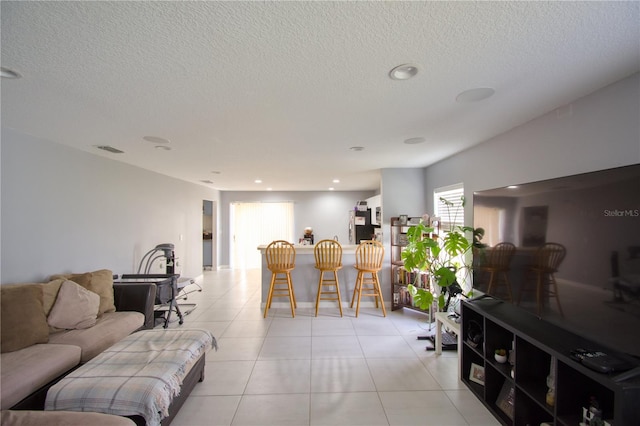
[[202, 200, 217, 271]]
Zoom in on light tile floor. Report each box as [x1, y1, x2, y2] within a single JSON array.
[[166, 269, 499, 426]]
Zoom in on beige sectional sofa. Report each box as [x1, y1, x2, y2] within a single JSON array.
[[0, 269, 156, 412]]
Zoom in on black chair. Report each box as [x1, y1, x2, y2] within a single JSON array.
[[119, 274, 183, 328]]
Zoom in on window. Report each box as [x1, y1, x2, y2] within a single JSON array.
[[433, 183, 465, 233], [434, 183, 469, 290], [230, 202, 294, 269], [474, 206, 504, 246]]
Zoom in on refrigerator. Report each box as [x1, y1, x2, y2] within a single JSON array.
[[349, 209, 375, 244]]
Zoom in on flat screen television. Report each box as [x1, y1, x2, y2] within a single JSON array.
[[472, 163, 640, 360]]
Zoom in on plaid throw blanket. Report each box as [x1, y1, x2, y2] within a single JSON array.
[[45, 328, 217, 426]]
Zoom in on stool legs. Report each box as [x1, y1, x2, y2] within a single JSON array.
[[486, 270, 513, 302], [264, 273, 277, 318], [502, 272, 513, 302], [286, 272, 296, 315], [517, 270, 563, 317], [315, 269, 343, 317], [264, 271, 296, 318], [351, 270, 386, 317], [549, 274, 564, 316]]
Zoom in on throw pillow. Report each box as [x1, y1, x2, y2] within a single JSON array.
[[47, 280, 100, 329], [0, 284, 49, 353], [50, 269, 116, 315], [41, 278, 65, 316]]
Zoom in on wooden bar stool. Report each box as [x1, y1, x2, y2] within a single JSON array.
[[351, 240, 386, 317], [517, 242, 566, 316], [264, 240, 297, 318], [477, 242, 516, 302], [314, 239, 343, 317]]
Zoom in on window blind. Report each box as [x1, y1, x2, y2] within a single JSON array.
[[434, 183, 465, 232], [231, 201, 294, 269]]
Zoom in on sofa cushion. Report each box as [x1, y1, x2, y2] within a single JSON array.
[[48, 311, 144, 362], [50, 269, 116, 315], [0, 285, 49, 353], [1, 410, 136, 426], [47, 280, 100, 330], [0, 343, 81, 409]]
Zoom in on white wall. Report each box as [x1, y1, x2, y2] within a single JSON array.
[[218, 190, 376, 267], [2, 72, 637, 288], [1, 129, 221, 283], [380, 168, 426, 223], [423, 72, 640, 224]]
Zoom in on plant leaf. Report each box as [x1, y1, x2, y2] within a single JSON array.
[[408, 284, 434, 310], [443, 231, 470, 256], [434, 266, 457, 287]]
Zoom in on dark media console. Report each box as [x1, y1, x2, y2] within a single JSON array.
[[461, 297, 640, 425]]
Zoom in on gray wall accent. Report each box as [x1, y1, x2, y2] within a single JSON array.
[[376, 167, 427, 301], [218, 190, 375, 267], [423, 72, 640, 226], [1, 128, 220, 283], [380, 168, 426, 223]]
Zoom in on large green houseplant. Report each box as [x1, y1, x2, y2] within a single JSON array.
[[401, 197, 485, 311]]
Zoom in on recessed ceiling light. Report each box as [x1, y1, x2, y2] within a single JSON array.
[[329, 187, 335, 191], [267, 187, 273, 191], [507, 185, 519, 189], [0, 67, 21, 79], [211, 170, 221, 174], [143, 136, 170, 144], [155, 145, 171, 151], [254, 179, 262, 184], [389, 64, 419, 80], [456, 87, 495, 103], [350, 146, 364, 152], [333, 179, 340, 183], [404, 137, 426, 145]]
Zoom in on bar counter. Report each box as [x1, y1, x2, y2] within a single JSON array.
[[257, 244, 362, 308]]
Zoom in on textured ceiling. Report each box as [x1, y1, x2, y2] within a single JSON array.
[[2, 1, 639, 191]]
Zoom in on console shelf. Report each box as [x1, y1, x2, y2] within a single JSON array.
[[461, 297, 640, 425]]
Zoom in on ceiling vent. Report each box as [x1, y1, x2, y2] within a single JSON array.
[[95, 145, 124, 154]]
